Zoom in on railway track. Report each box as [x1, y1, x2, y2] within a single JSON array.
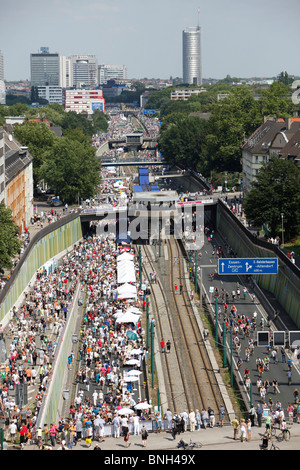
[[142, 237, 227, 418]]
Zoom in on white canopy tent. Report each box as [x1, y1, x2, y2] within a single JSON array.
[[117, 259, 136, 284], [117, 283, 137, 299], [115, 311, 141, 324], [117, 252, 135, 262]]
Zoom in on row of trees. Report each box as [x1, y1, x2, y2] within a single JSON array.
[[156, 82, 298, 175], [0, 104, 108, 273], [244, 158, 300, 240], [13, 119, 101, 204], [6, 104, 107, 203]]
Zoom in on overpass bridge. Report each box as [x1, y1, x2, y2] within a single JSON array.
[[100, 159, 165, 167]]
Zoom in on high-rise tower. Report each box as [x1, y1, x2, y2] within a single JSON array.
[[182, 11, 202, 86], [30, 48, 60, 87]]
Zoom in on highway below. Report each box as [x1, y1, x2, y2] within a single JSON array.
[[195, 229, 300, 412]]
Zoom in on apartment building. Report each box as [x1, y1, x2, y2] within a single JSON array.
[[170, 88, 205, 101], [242, 118, 300, 192], [2, 129, 33, 232]]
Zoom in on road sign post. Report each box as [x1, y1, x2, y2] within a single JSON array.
[[218, 258, 278, 275]]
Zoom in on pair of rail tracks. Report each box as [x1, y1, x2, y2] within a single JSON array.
[[143, 237, 226, 417]]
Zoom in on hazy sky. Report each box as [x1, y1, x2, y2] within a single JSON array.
[[1, 0, 300, 81]]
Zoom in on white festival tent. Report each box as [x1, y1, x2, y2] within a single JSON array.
[[127, 370, 143, 376], [117, 283, 137, 299], [115, 311, 141, 324], [117, 252, 135, 262], [117, 259, 136, 284], [134, 403, 152, 410]]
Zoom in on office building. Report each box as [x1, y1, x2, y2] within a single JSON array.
[[65, 89, 105, 115], [69, 55, 98, 88], [0, 50, 4, 81], [59, 56, 72, 88], [30, 47, 60, 87], [0, 128, 4, 204], [98, 64, 127, 85], [0, 50, 6, 105], [37, 86, 65, 105], [182, 26, 202, 86]]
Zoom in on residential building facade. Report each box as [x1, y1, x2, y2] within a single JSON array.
[[242, 118, 300, 192], [170, 88, 205, 101], [2, 129, 33, 232]]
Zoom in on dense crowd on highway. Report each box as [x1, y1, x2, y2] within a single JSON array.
[[0, 111, 299, 452]]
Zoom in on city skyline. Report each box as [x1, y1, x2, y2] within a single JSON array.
[[1, 0, 300, 82]]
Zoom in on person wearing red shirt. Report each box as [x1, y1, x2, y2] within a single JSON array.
[[19, 424, 28, 444]]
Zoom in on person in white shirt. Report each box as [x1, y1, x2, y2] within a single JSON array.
[[189, 410, 196, 432], [92, 390, 98, 407], [133, 414, 140, 435], [113, 415, 120, 438], [9, 421, 17, 443]]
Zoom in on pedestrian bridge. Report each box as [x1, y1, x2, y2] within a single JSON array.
[[101, 159, 165, 167]]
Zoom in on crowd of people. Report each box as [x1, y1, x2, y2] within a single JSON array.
[[0, 241, 83, 444], [0, 110, 299, 452]]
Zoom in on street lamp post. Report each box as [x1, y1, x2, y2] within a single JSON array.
[[281, 213, 284, 248]]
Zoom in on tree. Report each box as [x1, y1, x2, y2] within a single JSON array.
[[260, 81, 297, 117], [40, 138, 101, 204], [61, 111, 94, 138], [13, 121, 57, 185], [243, 158, 300, 240], [158, 113, 208, 172], [205, 87, 262, 173], [0, 204, 22, 274], [92, 109, 108, 133], [278, 71, 292, 87]]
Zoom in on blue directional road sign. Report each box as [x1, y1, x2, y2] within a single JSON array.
[[218, 258, 278, 275]]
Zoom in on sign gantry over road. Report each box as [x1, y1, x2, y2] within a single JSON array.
[[218, 258, 278, 275]]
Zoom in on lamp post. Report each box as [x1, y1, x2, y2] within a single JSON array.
[[139, 246, 142, 285], [281, 213, 284, 249], [215, 298, 218, 346], [195, 251, 198, 293], [146, 298, 150, 348], [223, 316, 227, 368], [151, 321, 155, 388]]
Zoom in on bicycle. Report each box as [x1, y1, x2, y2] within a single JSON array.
[[188, 439, 203, 449], [177, 439, 203, 450], [276, 428, 291, 442], [260, 438, 280, 451]]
